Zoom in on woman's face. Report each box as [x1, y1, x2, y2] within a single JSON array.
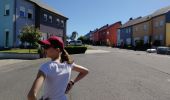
[[45, 47, 60, 58]]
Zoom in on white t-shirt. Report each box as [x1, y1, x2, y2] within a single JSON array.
[[39, 61, 75, 100]]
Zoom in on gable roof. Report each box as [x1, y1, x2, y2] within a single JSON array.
[[28, 0, 68, 19], [121, 15, 151, 28], [121, 6, 170, 29], [152, 6, 170, 17]]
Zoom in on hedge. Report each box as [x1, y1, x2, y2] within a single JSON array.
[[65, 46, 87, 54]]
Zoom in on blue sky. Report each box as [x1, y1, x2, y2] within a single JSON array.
[[42, 0, 170, 36]]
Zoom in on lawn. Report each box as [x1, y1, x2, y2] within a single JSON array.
[[0, 49, 38, 54]]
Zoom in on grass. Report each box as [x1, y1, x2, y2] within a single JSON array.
[[86, 46, 93, 50], [0, 49, 38, 54], [66, 45, 93, 50]]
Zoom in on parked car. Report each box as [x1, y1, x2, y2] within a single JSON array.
[[146, 49, 157, 53], [157, 46, 170, 55], [75, 40, 83, 46], [69, 40, 83, 46], [69, 40, 76, 45]]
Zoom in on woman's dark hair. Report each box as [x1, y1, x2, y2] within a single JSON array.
[[60, 49, 74, 64]]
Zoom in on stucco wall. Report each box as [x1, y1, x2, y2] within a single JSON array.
[[166, 23, 170, 46], [152, 15, 166, 45], [15, 0, 35, 46], [0, 0, 15, 48]]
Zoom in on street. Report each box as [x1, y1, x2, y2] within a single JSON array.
[[0, 46, 170, 100]]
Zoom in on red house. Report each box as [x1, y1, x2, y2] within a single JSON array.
[[88, 21, 121, 46], [93, 29, 99, 45], [106, 21, 122, 46], [98, 25, 109, 45]]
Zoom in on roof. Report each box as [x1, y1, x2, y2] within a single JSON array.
[[121, 6, 170, 29], [108, 21, 122, 28], [28, 0, 68, 19], [98, 24, 109, 32], [121, 15, 151, 28], [152, 6, 170, 17]]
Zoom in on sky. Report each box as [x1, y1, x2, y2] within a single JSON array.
[[41, 0, 170, 37]]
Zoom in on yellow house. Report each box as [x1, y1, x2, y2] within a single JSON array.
[[166, 23, 170, 46]]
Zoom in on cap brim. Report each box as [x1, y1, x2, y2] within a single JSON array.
[[38, 40, 51, 45]]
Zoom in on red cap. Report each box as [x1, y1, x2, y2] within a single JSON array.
[[38, 36, 64, 49]]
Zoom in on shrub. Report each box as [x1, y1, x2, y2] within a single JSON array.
[[65, 46, 87, 54]]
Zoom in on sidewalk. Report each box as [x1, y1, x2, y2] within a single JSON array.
[[85, 49, 110, 54]]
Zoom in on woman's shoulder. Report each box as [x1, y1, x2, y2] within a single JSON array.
[[64, 61, 75, 68], [39, 61, 52, 69]]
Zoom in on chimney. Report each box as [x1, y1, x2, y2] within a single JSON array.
[[129, 17, 133, 20]]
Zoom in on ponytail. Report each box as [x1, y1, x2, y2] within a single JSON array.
[[61, 49, 74, 64]]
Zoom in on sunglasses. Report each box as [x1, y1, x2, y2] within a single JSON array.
[[42, 45, 51, 49], [42, 45, 60, 49]]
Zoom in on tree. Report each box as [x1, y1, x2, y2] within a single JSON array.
[[78, 36, 86, 43], [18, 25, 41, 53], [70, 31, 78, 40]]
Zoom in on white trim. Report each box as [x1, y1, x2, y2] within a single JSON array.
[[44, 14, 47, 21], [20, 6, 26, 17], [5, 29, 9, 32], [20, 6, 25, 12], [49, 16, 53, 23], [28, 9, 33, 14]]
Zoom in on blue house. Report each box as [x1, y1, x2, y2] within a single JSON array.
[[0, 0, 68, 49], [120, 19, 133, 46]]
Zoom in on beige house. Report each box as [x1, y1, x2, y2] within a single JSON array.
[[121, 6, 170, 46]]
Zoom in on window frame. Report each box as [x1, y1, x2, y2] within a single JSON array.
[[143, 24, 147, 31], [49, 15, 53, 23], [56, 18, 60, 24], [159, 20, 164, 27], [61, 20, 64, 27], [19, 6, 26, 17], [28, 9, 33, 19], [4, 4, 10, 16], [43, 14, 48, 22]]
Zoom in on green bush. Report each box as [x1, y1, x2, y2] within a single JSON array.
[[65, 46, 87, 54]]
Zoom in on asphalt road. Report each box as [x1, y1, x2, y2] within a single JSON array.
[[0, 46, 170, 100]]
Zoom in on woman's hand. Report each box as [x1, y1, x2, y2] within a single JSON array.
[[65, 80, 74, 94]]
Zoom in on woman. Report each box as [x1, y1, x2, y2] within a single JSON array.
[[27, 36, 89, 100]]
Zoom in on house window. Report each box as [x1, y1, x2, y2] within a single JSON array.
[[43, 14, 47, 21], [155, 22, 159, 27], [4, 4, 10, 16], [56, 18, 60, 24], [28, 9, 33, 19], [128, 28, 131, 33], [135, 27, 138, 31], [160, 20, 164, 26], [61, 20, 64, 27], [107, 31, 109, 35], [49, 16, 53, 23], [160, 34, 163, 40], [143, 24, 147, 31], [20, 6, 25, 17], [126, 29, 129, 33], [155, 35, 158, 40]]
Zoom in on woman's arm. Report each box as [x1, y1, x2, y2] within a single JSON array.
[[27, 70, 45, 100], [72, 64, 89, 83], [65, 64, 89, 94]]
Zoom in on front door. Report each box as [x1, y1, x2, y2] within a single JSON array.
[[5, 31, 9, 48]]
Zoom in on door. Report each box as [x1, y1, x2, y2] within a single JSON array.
[[5, 31, 9, 48]]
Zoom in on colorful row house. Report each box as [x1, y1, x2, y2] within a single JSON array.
[[120, 6, 170, 47], [88, 22, 121, 46], [0, 0, 68, 49]]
